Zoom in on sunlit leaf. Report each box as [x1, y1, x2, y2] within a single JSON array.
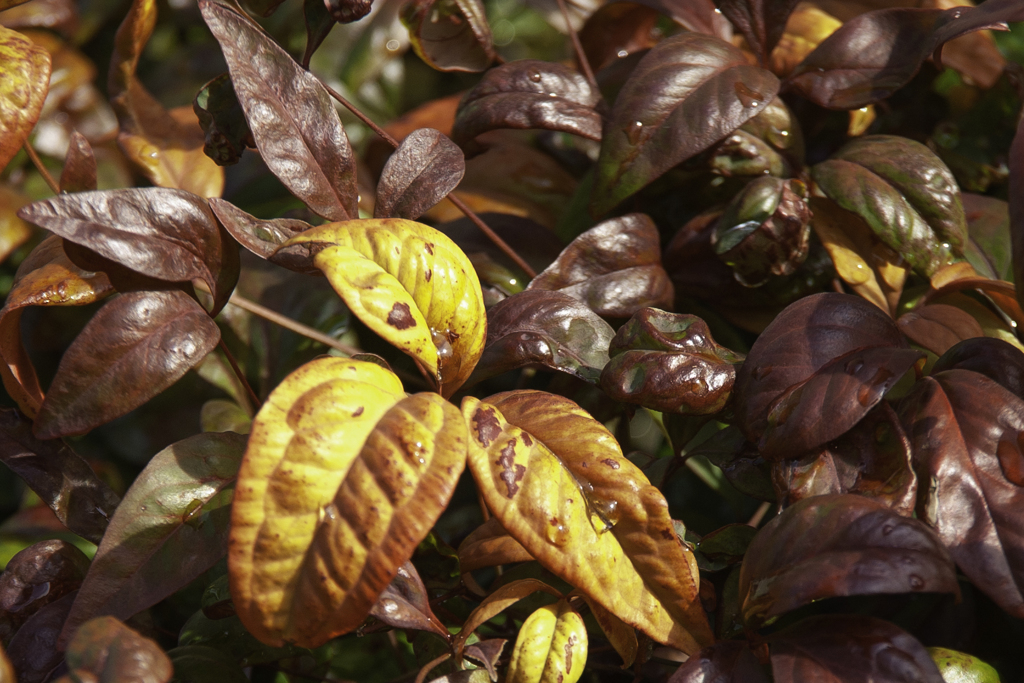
[[0, 24, 50, 171], [0, 540, 89, 645], [458, 517, 534, 572], [462, 391, 712, 653], [506, 599, 587, 683], [274, 219, 485, 396], [375, 128, 465, 220], [0, 186, 32, 267], [592, 32, 780, 216], [897, 304, 984, 357], [453, 578, 562, 658], [578, 2, 662, 72], [369, 561, 449, 639], [60, 616, 172, 683], [450, 60, 602, 148], [200, 0, 358, 220], [209, 198, 311, 261], [0, 410, 119, 544], [5, 591, 75, 683], [193, 73, 253, 167], [767, 4, 842, 77], [402, 0, 495, 72], [718, 0, 802, 65], [927, 648, 1001, 683], [59, 130, 97, 193], [0, 643, 11, 683], [668, 640, 768, 683], [230, 357, 467, 647]]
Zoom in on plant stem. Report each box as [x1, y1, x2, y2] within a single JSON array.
[[747, 501, 771, 527], [217, 338, 260, 414], [24, 143, 60, 194], [316, 76, 538, 278], [226, 292, 361, 356], [555, 0, 597, 89]]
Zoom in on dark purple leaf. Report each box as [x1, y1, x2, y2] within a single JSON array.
[[931, 0, 1024, 65], [578, 3, 663, 72], [900, 369, 1024, 618], [401, 0, 495, 72], [193, 73, 253, 167], [897, 304, 984, 357], [527, 213, 673, 318], [768, 614, 944, 683], [463, 638, 506, 681], [1011, 100, 1024, 308], [302, 0, 336, 68], [739, 494, 958, 627], [932, 337, 1024, 401], [200, 0, 359, 221], [451, 60, 602, 148], [33, 290, 221, 440], [369, 561, 449, 638], [58, 432, 245, 648], [632, 0, 732, 39], [733, 293, 921, 460], [717, 0, 802, 65], [209, 197, 312, 260], [0, 541, 90, 646], [0, 410, 120, 544], [58, 131, 96, 194], [468, 290, 615, 385], [668, 640, 768, 683], [328, 0, 372, 24], [6, 590, 75, 683], [63, 616, 172, 683], [17, 188, 239, 315], [592, 32, 779, 216], [374, 128, 465, 220]]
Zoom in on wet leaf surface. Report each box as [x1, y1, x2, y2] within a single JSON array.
[[667, 640, 768, 683], [0, 540, 89, 645], [275, 219, 485, 396], [369, 561, 449, 638], [592, 32, 779, 216], [718, 0, 802, 65], [527, 213, 673, 318], [506, 599, 587, 683], [0, 24, 50, 171], [58, 432, 244, 645], [59, 131, 97, 193], [451, 60, 602, 148], [0, 410, 119, 543], [768, 614, 944, 683], [62, 616, 172, 683], [901, 369, 1024, 617], [230, 358, 467, 647], [402, 0, 494, 72], [578, 2, 663, 72], [462, 391, 712, 653], [739, 494, 958, 627], [200, 0, 358, 220], [374, 128, 465, 220], [209, 198, 311, 261], [6, 590, 75, 683], [469, 290, 614, 385]]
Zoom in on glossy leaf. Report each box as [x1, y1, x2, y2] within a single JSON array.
[[739, 494, 958, 627], [592, 32, 780, 216], [402, 0, 495, 72], [274, 219, 486, 396], [634, 0, 731, 38], [925, 265, 1024, 330], [193, 73, 253, 167], [0, 236, 114, 419], [527, 213, 673, 318], [462, 391, 712, 653], [18, 188, 239, 315], [209, 198, 311, 261], [229, 358, 467, 647], [927, 648, 1001, 683], [897, 304, 984, 357], [108, 0, 223, 197], [901, 369, 1024, 617], [733, 292, 921, 459], [453, 578, 563, 658], [506, 599, 587, 683], [769, 614, 943, 683], [601, 309, 743, 415], [62, 616, 172, 683], [33, 290, 220, 439], [374, 128, 465, 220], [668, 640, 768, 683], [458, 517, 534, 572], [932, 337, 1024, 400], [0, 25, 50, 171], [0, 410, 119, 544], [59, 131, 97, 193], [578, 2, 662, 71], [200, 0, 358, 221], [58, 432, 244, 645], [369, 561, 449, 638], [469, 290, 615, 385], [6, 591, 75, 683], [450, 60, 602, 148], [0, 540, 89, 645], [718, 0, 802, 65]]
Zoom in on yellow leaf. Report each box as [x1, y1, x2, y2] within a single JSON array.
[[0, 641, 12, 683], [462, 391, 712, 654], [507, 599, 588, 683], [0, 186, 32, 264], [278, 219, 486, 397], [768, 3, 842, 77], [229, 357, 468, 647], [0, 24, 51, 170], [574, 593, 637, 668], [453, 578, 563, 659]]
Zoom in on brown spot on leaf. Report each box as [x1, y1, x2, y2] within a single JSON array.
[[550, 517, 559, 526], [387, 302, 415, 329], [661, 530, 674, 540], [497, 439, 526, 498], [425, 268, 432, 282], [474, 407, 501, 446], [602, 458, 620, 469], [565, 634, 576, 673], [425, 242, 434, 255], [352, 406, 364, 417], [522, 433, 533, 447]]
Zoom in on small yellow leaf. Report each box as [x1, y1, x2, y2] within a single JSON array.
[[768, 3, 842, 77], [0, 185, 32, 264], [230, 357, 468, 647], [0, 24, 51, 170], [454, 578, 562, 659], [278, 219, 486, 397], [507, 599, 588, 683]]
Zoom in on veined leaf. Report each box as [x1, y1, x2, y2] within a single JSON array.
[[462, 391, 712, 653], [274, 219, 486, 396], [506, 599, 587, 683], [230, 357, 467, 647], [369, 561, 449, 639], [209, 198, 311, 261], [374, 128, 465, 221], [0, 25, 50, 171], [58, 432, 245, 647]]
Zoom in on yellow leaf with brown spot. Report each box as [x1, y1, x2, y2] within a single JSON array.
[[276, 219, 486, 397], [453, 578, 562, 659], [0, 24, 50, 170], [461, 391, 712, 654], [229, 357, 468, 647], [506, 599, 588, 683]]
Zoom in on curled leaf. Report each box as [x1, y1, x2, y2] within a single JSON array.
[[374, 128, 465, 220], [209, 198, 311, 261], [193, 73, 253, 167], [0, 540, 90, 645], [401, 0, 495, 72], [370, 561, 449, 639], [0, 24, 51, 171], [506, 600, 587, 683], [453, 578, 563, 658]]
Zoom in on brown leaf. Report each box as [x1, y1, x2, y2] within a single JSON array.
[[0, 540, 90, 646], [897, 304, 985, 357], [33, 289, 221, 439], [931, 337, 1024, 400], [62, 616, 172, 683], [0, 24, 50, 171], [374, 128, 465, 220], [579, 2, 662, 72], [0, 0, 77, 37], [718, 0, 803, 65], [458, 517, 534, 572], [402, 0, 495, 72], [369, 561, 449, 638], [209, 197, 312, 260], [58, 130, 97, 193], [6, 590, 75, 683]]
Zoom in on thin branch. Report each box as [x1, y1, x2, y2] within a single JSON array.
[[747, 501, 771, 527], [319, 79, 400, 148], [217, 338, 260, 414], [226, 292, 361, 356], [414, 653, 452, 683], [24, 143, 60, 194], [555, 0, 597, 89]]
